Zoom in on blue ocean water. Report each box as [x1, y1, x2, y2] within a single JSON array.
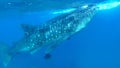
[[0, 0, 120, 68]]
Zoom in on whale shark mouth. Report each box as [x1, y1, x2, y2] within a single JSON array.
[[97, 1, 120, 10], [52, 1, 120, 15]]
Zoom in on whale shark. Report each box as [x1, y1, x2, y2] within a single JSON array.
[[0, 4, 97, 66]]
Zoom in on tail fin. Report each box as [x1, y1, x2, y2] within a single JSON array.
[[0, 42, 12, 67]]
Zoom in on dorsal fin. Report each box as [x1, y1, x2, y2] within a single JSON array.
[[21, 24, 36, 36]]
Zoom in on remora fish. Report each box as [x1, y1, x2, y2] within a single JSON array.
[[0, 4, 97, 66]]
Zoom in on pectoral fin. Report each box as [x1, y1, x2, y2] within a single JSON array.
[[44, 43, 59, 59], [30, 45, 42, 55], [44, 37, 68, 59], [30, 48, 39, 54]]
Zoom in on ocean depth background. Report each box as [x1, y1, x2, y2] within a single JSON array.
[[0, 0, 120, 68]]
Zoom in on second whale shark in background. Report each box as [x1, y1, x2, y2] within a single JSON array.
[[0, 1, 120, 67]]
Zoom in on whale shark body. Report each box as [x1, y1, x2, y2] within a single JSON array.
[[0, 4, 97, 66]]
